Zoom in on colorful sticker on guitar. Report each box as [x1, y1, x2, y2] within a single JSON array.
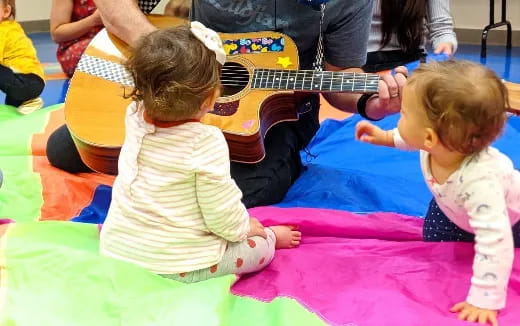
[[242, 119, 256, 130], [223, 37, 285, 55]]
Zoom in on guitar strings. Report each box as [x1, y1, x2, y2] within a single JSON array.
[[219, 66, 380, 89], [221, 79, 380, 88], [220, 67, 380, 76], [219, 74, 381, 82]]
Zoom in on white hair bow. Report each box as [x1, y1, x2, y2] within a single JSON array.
[[190, 21, 226, 65]]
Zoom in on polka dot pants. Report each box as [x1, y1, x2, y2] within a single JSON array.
[[423, 198, 520, 247], [161, 228, 276, 283]]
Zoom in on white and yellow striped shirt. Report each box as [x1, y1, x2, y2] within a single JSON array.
[[100, 102, 250, 274]]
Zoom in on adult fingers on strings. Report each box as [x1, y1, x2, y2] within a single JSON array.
[[377, 79, 390, 110], [394, 66, 408, 78], [380, 73, 399, 99], [394, 73, 407, 100]]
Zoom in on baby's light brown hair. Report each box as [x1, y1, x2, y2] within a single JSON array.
[[125, 25, 221, 121], [408, 60, 509, 154], [1, 0, 15, 19]]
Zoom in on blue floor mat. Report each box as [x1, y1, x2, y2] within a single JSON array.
[[455, 44, 520, 83], [277, 114, 520, 217]]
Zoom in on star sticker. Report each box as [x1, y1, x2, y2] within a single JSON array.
[[276, 56, 293, 68]]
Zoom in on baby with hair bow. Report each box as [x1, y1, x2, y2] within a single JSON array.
[[100, 22, 301, 283]]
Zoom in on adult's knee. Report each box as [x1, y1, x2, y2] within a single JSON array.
[[46, 125, 91, 173]]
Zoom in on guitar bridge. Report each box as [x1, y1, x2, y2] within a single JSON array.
[[210, 101, 239, 116]]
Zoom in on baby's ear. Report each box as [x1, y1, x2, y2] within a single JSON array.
[[200, 88, 219, 111], [423, 127, 439, 150]]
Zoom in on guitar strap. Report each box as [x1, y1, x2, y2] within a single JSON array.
[[311, 3, 326, 72], [189, 0, 195, 22], [76, 54, 134, 87]]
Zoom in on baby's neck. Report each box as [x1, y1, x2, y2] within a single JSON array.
[[428, 148, 467, 184]]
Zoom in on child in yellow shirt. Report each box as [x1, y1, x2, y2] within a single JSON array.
[[0, 0, 44, 114]]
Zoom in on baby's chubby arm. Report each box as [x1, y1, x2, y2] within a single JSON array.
[[355, 121, 395, 147]]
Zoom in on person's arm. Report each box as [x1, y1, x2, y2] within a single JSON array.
[[50, 0, 103, 43], [450, 173, 513, 325], [427, 0, 458, 55], [323, 63, 407, 120], [194, 128, 250, 243], [320, 1, 406, 120], [93, 0, 157, 46]]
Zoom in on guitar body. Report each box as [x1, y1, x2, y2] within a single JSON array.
[[66, 16, 300, 174]]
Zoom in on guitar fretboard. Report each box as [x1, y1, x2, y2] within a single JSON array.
[[76, 54, 381, 95], [251, 69, 380, 93]]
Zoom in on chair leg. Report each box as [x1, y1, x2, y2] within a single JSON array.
[[481, 29, 489, 58], [480, 0, 513, 58], [506, 21, 512, 49]]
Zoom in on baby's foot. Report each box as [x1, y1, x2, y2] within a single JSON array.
[[270, 225, 301, 249]]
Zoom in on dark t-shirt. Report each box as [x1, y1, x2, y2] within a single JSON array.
[[138, 0, 372, 69]]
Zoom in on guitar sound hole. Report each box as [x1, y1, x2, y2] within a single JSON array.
[[221, 62, 249, 97]]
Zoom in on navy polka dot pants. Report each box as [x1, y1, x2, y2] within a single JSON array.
[[423, 198, 520, 248]]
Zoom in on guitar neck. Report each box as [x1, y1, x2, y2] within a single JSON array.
[[251, 69, 380, 94]]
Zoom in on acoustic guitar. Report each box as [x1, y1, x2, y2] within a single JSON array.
[[65, 16, 380, 174], [65, 15, 520, 175]]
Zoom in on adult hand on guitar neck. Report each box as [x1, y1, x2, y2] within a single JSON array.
[[94, 0, 157, 46], [364, 66, 408, 120], [323, 63, 407, 121]]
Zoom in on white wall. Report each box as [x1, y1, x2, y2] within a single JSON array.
[[451, 0, 520, 31], [16, 0, 52, 22], [14, 0, 520, 32]]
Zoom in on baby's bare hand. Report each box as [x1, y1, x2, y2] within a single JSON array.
[[247, 217, 267, 239], [451, 301, 498, 326], [355, 121, 392, 146]]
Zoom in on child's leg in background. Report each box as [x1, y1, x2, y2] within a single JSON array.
[[424, 198, 520, 248], [163, 228, 276, 283], [0, 65, 44, 106]]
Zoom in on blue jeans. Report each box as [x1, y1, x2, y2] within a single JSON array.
[[423, 198, 520, 248]]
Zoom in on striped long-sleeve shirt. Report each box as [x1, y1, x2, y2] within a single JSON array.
[[100, 102, 250, 274], [368, 0, 458, 53]]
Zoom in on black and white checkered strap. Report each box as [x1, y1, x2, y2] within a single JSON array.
[[312, 4, 326, 72], [76, 54, 134, 87], [137, 0, 162, 13]]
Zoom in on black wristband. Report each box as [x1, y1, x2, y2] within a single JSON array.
[[357, 94, 382, 121]]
